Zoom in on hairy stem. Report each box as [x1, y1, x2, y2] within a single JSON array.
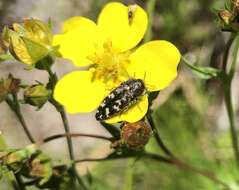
[[5, 95, 35, 143]]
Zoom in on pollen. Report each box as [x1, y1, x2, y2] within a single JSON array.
[[88, 40, 130, 88]]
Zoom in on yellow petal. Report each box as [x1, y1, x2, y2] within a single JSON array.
[[62, 16, 96, 33], [105, 95, 148, 123], [53, 17, 100, 67], [53, 71, 107, 113], [98, 2, 148, 52], [127, 40, 181, 91]]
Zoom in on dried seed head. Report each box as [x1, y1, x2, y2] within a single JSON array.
[[121, 121, 152, 149], [0, 74, 20, 103]]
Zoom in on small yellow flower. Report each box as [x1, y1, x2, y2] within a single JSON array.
[[53, 2, 181, 123]]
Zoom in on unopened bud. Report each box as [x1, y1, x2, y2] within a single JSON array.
[[24, 84, 50, 108], [2, 19, 55, 65]]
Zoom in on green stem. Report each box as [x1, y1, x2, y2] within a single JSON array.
[[5, 95, 35, 143], [146, 113, 173, 157], [222, 34, 239, 170], [45, 66, 87, 189], [144, 0, 157, 42], [222, 34, 236, 71], [224, 83, 239, 169], [229, 34, 239, 78], [58, 109, 74, 161]]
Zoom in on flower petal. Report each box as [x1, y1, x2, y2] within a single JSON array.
[[53, 17, 100, 67], [62, 16, 96, 33], [98, 2, 148, 52], [105, 95, 148, 123], [53, 71, 107, 113], [127, 40, 181, 91]]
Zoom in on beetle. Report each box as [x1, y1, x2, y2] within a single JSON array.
[[95, 79, 146, 121]]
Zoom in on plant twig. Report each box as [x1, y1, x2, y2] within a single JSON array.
[[41, 133, 113, 145], [5, 95, 35, 143]]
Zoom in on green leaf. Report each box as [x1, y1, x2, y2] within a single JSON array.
[[182, 57, 220, 79]]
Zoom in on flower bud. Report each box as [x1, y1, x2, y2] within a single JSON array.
[[120, 121, 152, 149], [24, 84, 50, 108], [2, 19, 55, 65], [22, 19, 53, 46]]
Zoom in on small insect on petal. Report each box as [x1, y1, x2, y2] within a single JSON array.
[[95, 79, 146, 121], [128, 4, 137, 25]]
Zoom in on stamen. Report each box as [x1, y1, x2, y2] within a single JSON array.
[[87, 40, 130, 86]]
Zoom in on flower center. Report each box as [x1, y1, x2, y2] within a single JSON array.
[[88, 40, 130, 88]]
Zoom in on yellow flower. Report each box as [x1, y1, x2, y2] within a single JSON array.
[[53, 2, 181, 123]]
